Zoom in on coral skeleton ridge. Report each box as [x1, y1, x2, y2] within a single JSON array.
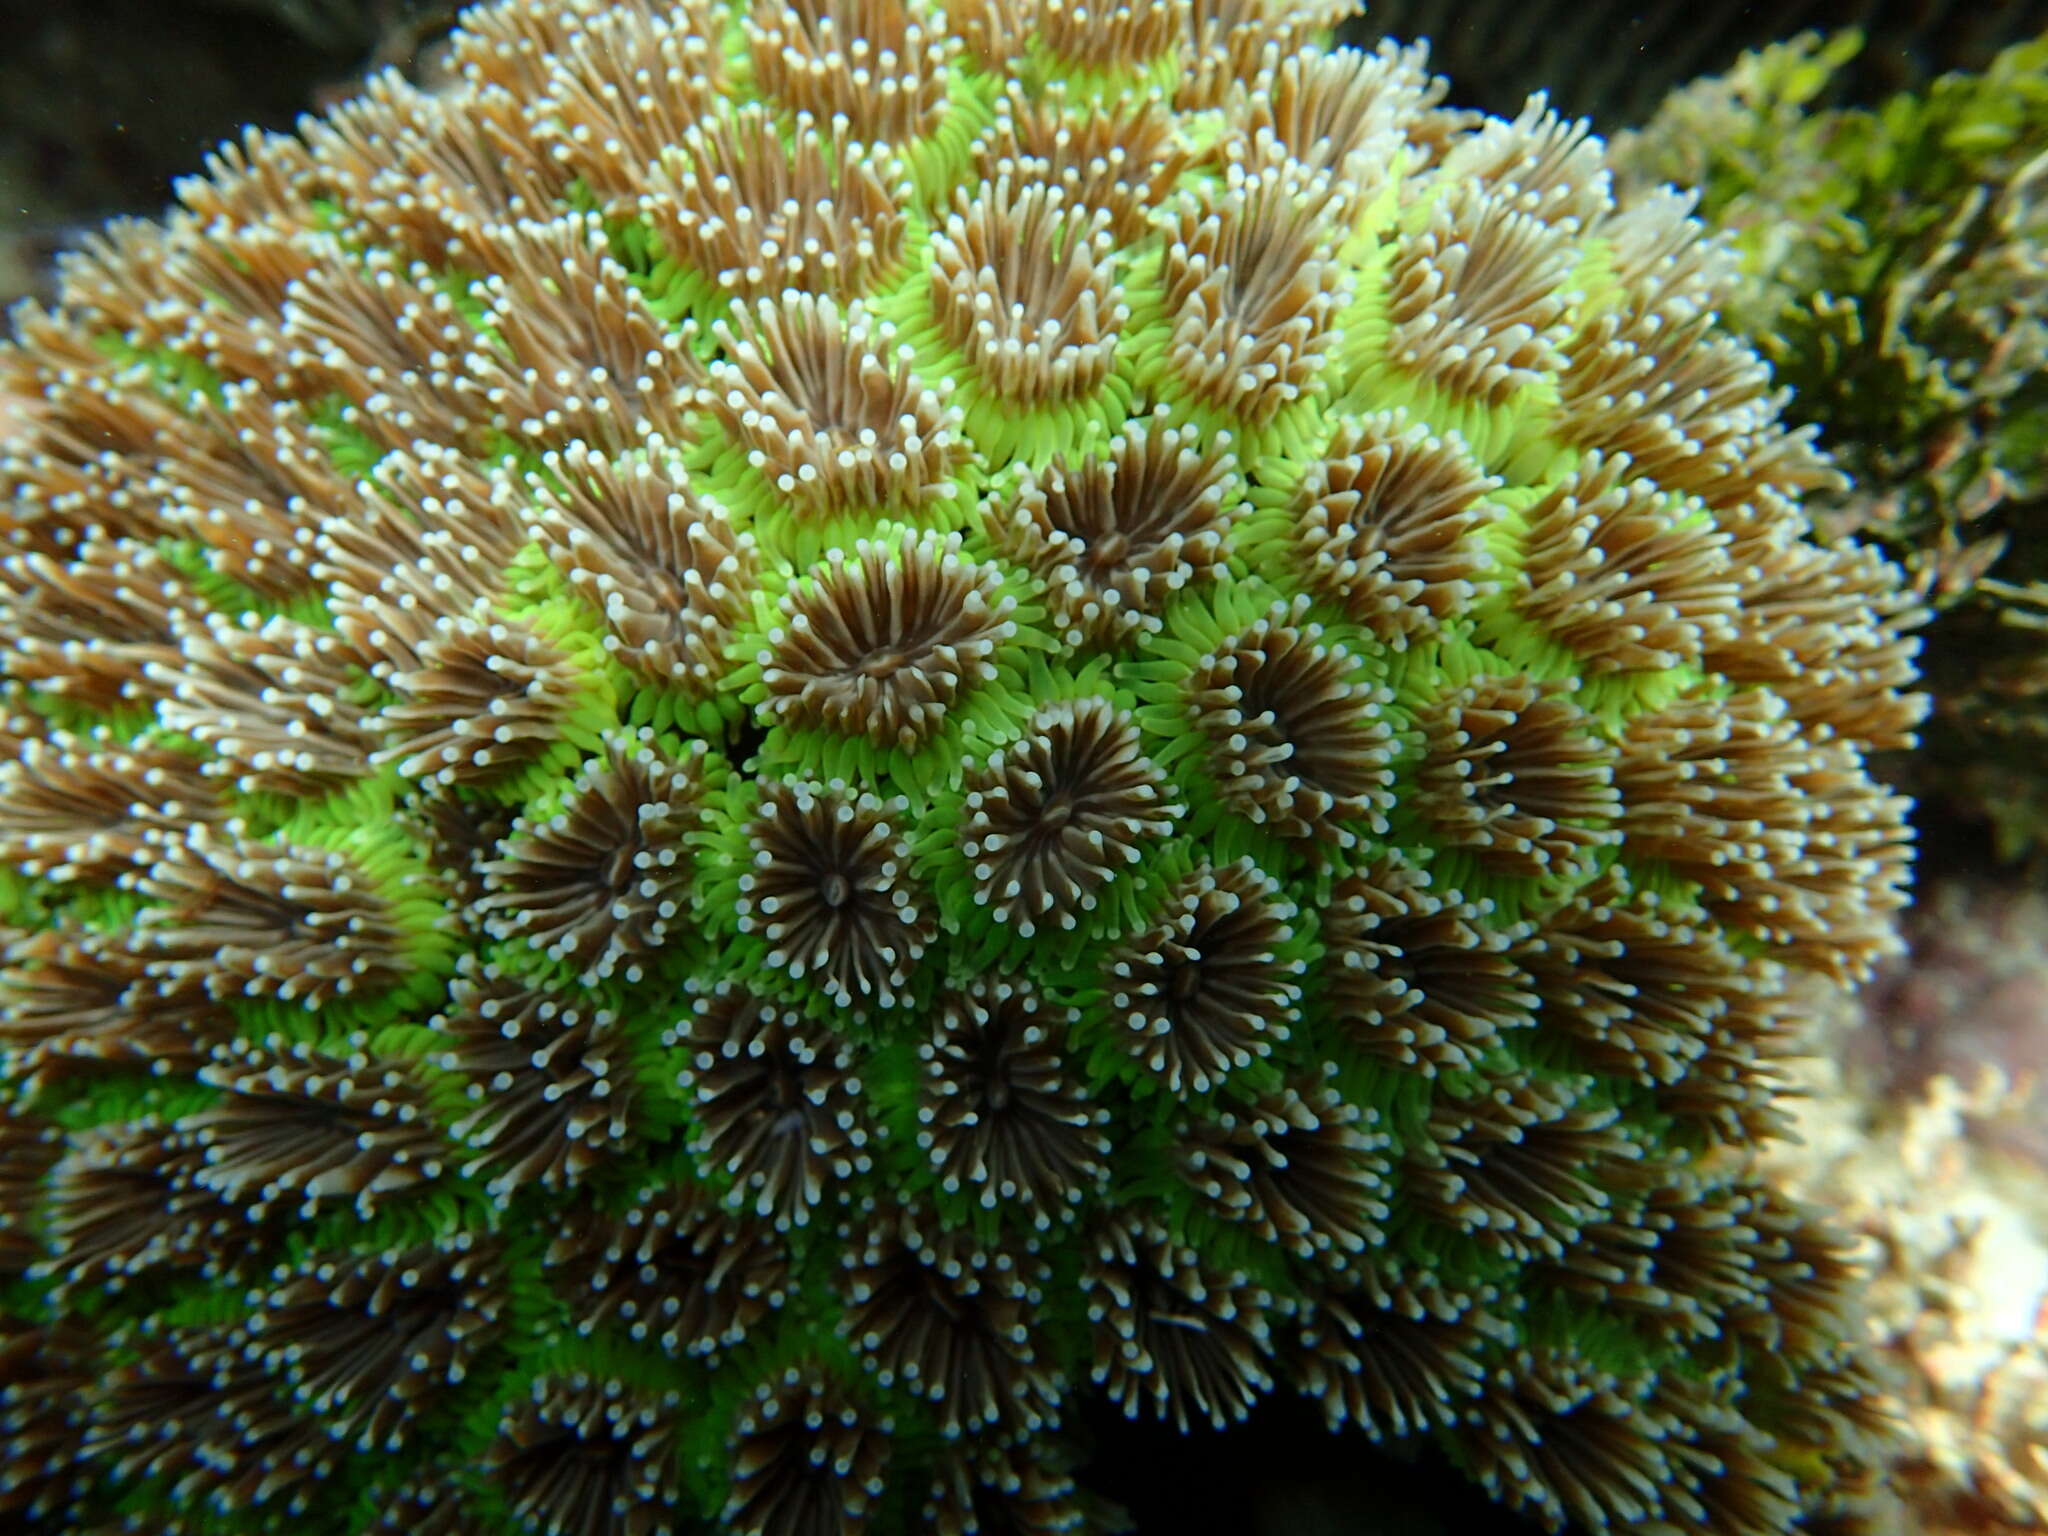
[[0, 1, 1923, 1533]]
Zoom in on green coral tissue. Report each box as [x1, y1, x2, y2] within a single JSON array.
[[0, 2, 1926, 1534]]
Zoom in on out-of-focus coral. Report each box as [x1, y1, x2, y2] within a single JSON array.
[[1768, 879, 2048, 1534], [1854, 880, 2048, 1170], [0, 1, 452, 310], [1613, 29, 2048, 866], [1347, 0, 2046, 126]]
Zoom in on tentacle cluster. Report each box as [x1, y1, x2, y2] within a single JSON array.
[[1099, 858, 1303, 1094], [671, 984, 873, 1230], [838, 1204, 1062, 1437], [916, 976, 1112, 1221], [1081, 1209, 1279, 1432], [730, 778, 936, 1008], [953, 697, 1180, 935], [545, 1184, 793, 1359]]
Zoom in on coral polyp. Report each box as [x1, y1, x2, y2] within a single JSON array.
[[0, 1, 1922, 1533]]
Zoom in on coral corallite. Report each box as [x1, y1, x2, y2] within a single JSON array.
[[0, 2, 1928, 1534]]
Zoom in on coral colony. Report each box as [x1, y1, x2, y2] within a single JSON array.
[[0, 1, 1924, 1533]]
